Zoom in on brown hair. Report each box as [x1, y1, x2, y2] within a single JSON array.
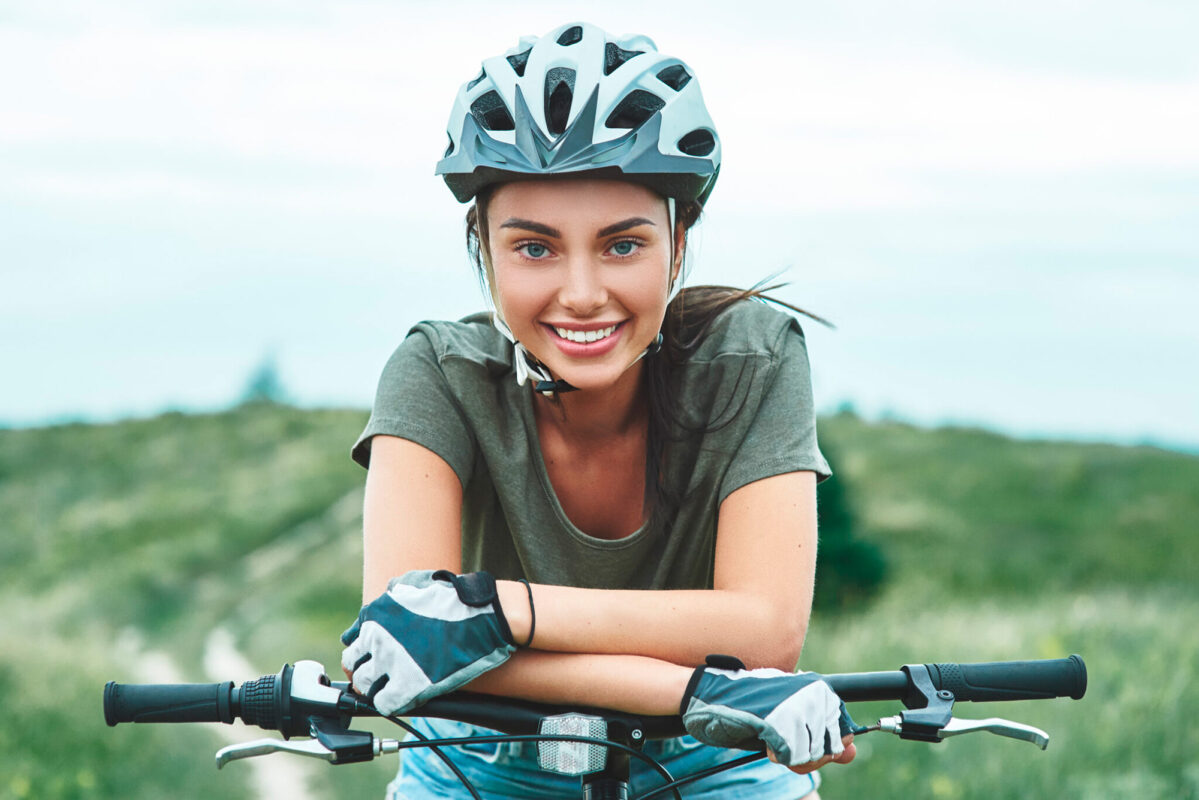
[[465, 189, 828, 525]]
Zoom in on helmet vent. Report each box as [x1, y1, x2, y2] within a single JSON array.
[[467, 69, 487, 91], [605, 90, 665, 128], [557, 25, 583, 46], [656, 65, 692, 91], [544, 67, 576, 136], [677, 128, 715, 156], [444, 135, 455, 157], [604, 43, 644, 76], [470, 91, 515, 131], [507, 48, 531, 77]]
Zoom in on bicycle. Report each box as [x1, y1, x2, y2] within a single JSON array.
[[105, 654, 1087, 799]]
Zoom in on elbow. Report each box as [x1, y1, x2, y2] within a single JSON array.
[[764, 623, 806, 672], [737, 600, 808, 671]]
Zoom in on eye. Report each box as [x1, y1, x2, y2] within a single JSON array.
[[609, 239, 641, 257], [517, 242, 551, 260]]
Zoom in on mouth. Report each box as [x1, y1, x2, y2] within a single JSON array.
[[541, 321, 627, 357], [548, 322, 622, 344]]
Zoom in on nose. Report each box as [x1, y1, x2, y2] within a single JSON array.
[[557, 255, 607, 316]]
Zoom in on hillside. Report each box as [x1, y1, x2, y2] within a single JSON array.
[[2, 405, 1195, 799]]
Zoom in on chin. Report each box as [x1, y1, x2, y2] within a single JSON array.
[[555, 372, 621, 393], [547, 362, 629, 393]]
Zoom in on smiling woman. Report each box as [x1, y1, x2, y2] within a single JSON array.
[[341, 21, 853, 800], [486, 180, 676, 394]]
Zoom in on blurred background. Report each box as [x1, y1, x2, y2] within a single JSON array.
[[3, 0, 1197, 447], [1, 1, 1196, 798]]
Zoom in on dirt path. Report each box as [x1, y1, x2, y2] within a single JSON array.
[[116, 627, 317, 800], [203, 627, 319, 800]]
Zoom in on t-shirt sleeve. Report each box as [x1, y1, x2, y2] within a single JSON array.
[[350, 328, 476, 486], [717, 320, 831, 504]]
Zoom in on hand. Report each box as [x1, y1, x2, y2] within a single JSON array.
[[769, 735, 856, 775], [680, 655, 858, 769], [340, 570, 517, 716]]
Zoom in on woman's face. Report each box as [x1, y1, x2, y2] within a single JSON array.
[[486, 179, 679, 393]]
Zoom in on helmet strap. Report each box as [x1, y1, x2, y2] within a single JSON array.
[[666, 197, 684, 304]]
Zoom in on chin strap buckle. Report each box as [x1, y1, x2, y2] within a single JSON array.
[[533, 379, 578, 397]]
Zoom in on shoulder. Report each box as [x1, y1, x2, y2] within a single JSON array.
[[671, 298, 815, 423], [687, 299, 807, 366], [387, 312, 514, 379]]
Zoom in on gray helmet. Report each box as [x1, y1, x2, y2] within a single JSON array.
[[436, 22, 720, 206]]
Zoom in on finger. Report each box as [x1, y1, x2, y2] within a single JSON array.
[[833, 741, 857, 765], [350, 656, 385, 697], [373, 675, 419, 717], [787, 753, 835, 775], [340, 632, 370, 676], [340, 614, 363, 647]]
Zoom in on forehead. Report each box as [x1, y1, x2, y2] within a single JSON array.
[[488, 179, 667, 227]]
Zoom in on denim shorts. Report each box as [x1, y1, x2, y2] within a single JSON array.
[[386, 718, 820, 800]]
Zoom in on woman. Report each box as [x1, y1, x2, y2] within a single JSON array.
[[341, 22, 855, 799]]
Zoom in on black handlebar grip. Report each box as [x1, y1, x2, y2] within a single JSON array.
[[104, 681, 236, 726], [927, 655, 1087, 702]]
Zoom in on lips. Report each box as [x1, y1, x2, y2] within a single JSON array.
[[542, 321, 626, 357]]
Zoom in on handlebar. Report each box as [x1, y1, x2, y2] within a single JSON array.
[[104, 654, 1087, 799], [104, 655, 1087, 738]]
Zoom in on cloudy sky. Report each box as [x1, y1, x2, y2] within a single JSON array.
[[2, 0, 1196, 450]]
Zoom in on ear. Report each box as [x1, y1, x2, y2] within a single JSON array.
[[670, 224, 686, 285]]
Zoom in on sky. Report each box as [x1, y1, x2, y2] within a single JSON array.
[[2, 0, 1197, 451]]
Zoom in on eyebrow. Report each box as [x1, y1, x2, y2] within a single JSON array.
[[499, 218, 561, 238], [498, 216, 656, 239], [597, 217, 656, 238]]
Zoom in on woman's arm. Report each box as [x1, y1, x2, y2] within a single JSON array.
[[468, 649, 691, 714], [354, 436, 847, 771], [466, 649, 855, 775], [494, 471, 817, 671], [361, 435, 463, 602], [361, 434, 818, 672]]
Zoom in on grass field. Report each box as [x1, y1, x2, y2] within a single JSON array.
[[2, 405, 1195, 799]]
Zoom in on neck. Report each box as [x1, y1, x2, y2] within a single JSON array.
[[533, 362, 647, 440]]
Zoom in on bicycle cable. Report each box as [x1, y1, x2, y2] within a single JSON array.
[[635, 752, 765, 800], [384, 716, 684, 800], [388, 717, 483, 800]]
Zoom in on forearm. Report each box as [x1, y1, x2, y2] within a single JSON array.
[[493, 474, 817, 671], [466, 649, 693, 716], [497, 581, 809, 671]]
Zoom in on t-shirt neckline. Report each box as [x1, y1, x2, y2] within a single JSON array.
[[516, 384, 653, 550]]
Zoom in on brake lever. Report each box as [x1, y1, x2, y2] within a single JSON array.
[[876, 715, 1050, 750], [216, 738, 338, 768], [215, 736, 402, 768]]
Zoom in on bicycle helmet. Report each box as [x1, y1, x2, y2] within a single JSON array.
[[436, 21, 721, 206]]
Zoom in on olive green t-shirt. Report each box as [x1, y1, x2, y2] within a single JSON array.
[[352, 300, 830, 591]]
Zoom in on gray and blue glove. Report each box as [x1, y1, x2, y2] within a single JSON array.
[[341, 569, 516, 716], [680, 655, 857, 767]]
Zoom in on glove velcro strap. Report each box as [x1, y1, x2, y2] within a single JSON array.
[[679, 654, 749, 715], [432, 569, 516, 646]]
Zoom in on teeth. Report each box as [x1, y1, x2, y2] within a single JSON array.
[[554, 325, 617, 344]]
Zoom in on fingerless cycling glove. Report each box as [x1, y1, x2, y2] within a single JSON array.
[[340, 570, 516, 716], [680, 655, 854, 767]]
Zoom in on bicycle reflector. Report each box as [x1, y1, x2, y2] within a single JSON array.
[[537, 713, 607, 776]]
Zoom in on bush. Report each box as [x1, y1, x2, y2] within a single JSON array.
[[814, 449, 888, 611]]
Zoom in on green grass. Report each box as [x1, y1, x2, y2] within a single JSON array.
[[809, 411, 1199, 798], [2, 404, 1196, 798], [803, 587, 1199, 799]]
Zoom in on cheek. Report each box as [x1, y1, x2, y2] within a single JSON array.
[[616, 263, 672, 312], [492, 264, 550, 322]]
